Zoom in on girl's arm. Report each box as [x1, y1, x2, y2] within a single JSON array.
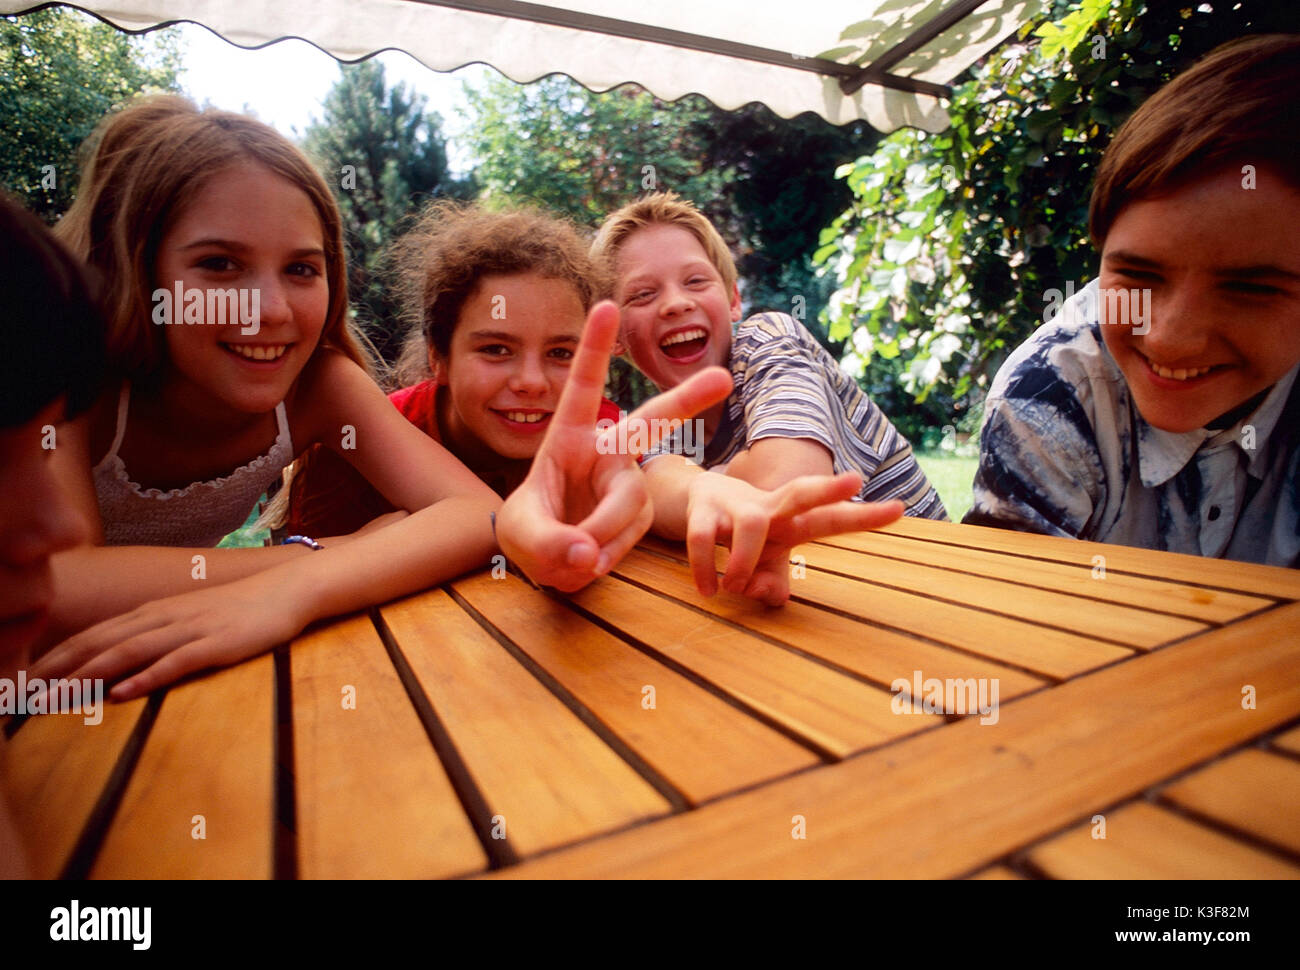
[[42, 405, 393, 649], [34, 353, 499, 697]]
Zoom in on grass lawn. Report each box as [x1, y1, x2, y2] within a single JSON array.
[[914, 449, 978, 523]]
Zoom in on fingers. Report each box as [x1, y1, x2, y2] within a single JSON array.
[[685, 510, 722, 597], [783, 498, 905, 546], [550, 301, 621, 432], [743, 559, 792, 607], [30, 609, 157, 683], [590, 499, 655, 581], [719, 506, 770, 594], [110, 638, 223, 701], [573, 465, 652, 558], [768, 471, 863, 520], [623, 367, 732, 456]]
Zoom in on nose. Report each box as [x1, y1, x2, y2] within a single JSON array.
[[507, 353, 550, 396], [248, 273, 293, 332], [658, 282, 695, 318], [1138, 280, 1213, 361], [0, 451, 89, 572]]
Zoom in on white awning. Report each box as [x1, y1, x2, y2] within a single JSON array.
[[1, 0, 1046, 130]]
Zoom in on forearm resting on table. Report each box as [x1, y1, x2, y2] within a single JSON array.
[[276, 493, 501, 623], [45, 541, 317, 646], [724, 437, 834, 491]]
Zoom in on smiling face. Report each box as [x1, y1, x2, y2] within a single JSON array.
[[1098, 164, 1300, 433], [434, 272, 586, 462], [0, 400, 89, 672], [613, 224, 741, 390], [152, 162, 329, 416]]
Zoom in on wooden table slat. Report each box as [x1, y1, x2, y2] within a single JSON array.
[[92, 656, 275, 879], [571, 574, 940, 759], [612, 548, 1045, 700], [291, 614, 488, 879], [1026, 802, 1300, 879], [818, 530, 1271, 624], [877, 517, 1300, 600], [0, 698, 146, 879], [794, 541, 1209, 649], [968, 865, 1024, 879], [1272, 724, 1300, 756], [450, 572, 819, 806], [1158, 748, 1300, 857], [382, 587, 672, 858], [635, 538, 1133, 680], [492, 602, 1300, 878]]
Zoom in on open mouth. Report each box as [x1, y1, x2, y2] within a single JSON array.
[[221, 343, 290, 362], [660, 327, 709, 360]]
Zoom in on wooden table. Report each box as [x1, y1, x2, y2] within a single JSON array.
[[5, 518, 1300, 879]]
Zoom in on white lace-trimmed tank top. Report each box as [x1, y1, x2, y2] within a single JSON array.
[[93, 383, 295, 547]]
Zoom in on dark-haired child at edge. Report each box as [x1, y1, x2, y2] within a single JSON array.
[[0, 193, 108, 878], [965, 34, 1300, 567]]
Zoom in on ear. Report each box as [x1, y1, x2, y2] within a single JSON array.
[[428, 347, 448, 386], [729, 282, 742, 322]]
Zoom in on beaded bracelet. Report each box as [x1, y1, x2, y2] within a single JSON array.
[[282, 535, 325, 551]]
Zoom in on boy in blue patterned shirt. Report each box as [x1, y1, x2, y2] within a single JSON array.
[[967, 35, 1300, 567]]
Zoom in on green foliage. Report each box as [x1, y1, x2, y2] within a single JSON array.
[[303, 60, 471, 365], [0, 7, 179, 223], [460, 75, 878, 407], [817, 0, 1297, 426], [462, 73, 724, 227]]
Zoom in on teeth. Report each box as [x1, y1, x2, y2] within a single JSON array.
[[504, 411, 547, 424], [660, 328, 708, 348], [225, 344, 288, 361], [1149, 359, 1212, 380]]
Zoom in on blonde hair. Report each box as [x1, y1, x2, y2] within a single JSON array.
[[591, 191, 737, 297], [390, 200, 604, 386], [55, 94, 369, 379]]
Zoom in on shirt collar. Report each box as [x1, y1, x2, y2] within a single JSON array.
[[1136, 365, 1300, 488]]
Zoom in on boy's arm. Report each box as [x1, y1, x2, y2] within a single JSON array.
[[722, 437, 833, 491], [963, 374, 1103, 537]]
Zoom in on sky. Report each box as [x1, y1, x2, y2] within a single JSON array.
[[169, 21, 492, 174]]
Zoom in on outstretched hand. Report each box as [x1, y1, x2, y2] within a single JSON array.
[[495, 301, 731, 591], [685, 471, 903, 606], [28, 570, 310, 701]]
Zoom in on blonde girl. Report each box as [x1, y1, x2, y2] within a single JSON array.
[[34, 96, 499, 698]]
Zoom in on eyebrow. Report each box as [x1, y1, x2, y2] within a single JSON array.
[[180, 238, 325, 260], [468, 331, 582, 343], [1104, 250, 1300, 282]]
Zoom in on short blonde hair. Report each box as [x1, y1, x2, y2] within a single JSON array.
[[55, 95, 368, 379], [592, 191, 737, 297]]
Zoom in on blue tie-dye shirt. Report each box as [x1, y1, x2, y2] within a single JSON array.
[[965, 280, 1300, 567]]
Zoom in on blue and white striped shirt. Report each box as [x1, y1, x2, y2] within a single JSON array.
[[698, 312, 946, 519]]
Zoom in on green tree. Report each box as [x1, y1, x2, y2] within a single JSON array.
[[817, 0, 1297, 436], [0, 7, 179, 223], [303, 59, 471, 365], [690, 103, 879, 352]]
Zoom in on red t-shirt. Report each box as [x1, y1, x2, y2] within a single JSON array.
[[287, 381, 622, 537]]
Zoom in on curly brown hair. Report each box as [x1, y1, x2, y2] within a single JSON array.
[[390, 200, 605, 385]]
